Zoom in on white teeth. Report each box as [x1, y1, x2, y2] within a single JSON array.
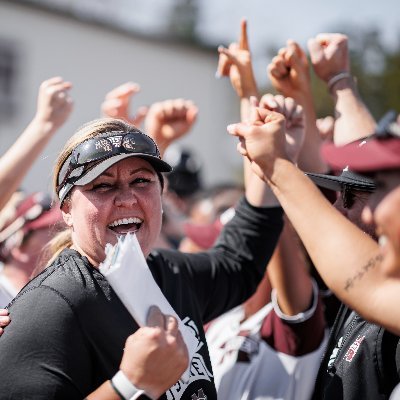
[[378, 235, 388, 247], [109, 217, 143, 228]]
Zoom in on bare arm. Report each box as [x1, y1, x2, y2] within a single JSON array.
[[268, 40, 327, 173], [245, 96, 313, 315], [308, 33, 376, 145], [0, 77, 73, 211], [268, 219, 313, 315], [227, 108, 400, 332]]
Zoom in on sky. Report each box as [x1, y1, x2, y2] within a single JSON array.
[[196, 0, 400, 85], [24, 0, 400, 85]]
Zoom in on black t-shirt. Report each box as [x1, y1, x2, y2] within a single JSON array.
[[312, 304, 400, 400], [0, 198, 283, 400]]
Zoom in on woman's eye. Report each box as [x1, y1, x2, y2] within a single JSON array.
[[92, 183, 113, 191], [132, 177, 152, 185]]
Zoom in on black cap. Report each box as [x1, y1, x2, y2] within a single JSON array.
[[306, 167, 376, 192]]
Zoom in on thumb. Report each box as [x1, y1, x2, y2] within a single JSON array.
[[146, 305, 166, 328]]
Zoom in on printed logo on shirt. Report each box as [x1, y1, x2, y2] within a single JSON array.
[[344, 335, 365, 363], [328, 336, 343, 369], [166, 318, 213, 400], [191, 388, 207, 400]]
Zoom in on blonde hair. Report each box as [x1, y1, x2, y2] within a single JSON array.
[[47, 118, 141, 266]]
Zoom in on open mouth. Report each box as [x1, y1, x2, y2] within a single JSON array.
[[108, 217, 143, 235]]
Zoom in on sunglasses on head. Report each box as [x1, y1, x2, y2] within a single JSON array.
[[57, 131, 160, 193]]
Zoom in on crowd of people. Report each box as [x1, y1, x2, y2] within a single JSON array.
[[0, 18, 399, 400]]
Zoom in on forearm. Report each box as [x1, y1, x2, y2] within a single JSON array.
[[267, 220, 313, 316], [245, 159, 280, 208], [86, 381, 120, 400], [331, 78, 376, 145], [0, 118, 56, 210]]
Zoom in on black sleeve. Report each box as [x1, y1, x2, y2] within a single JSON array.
[[0, 286, 92, 399], [159, 197, 283, 323]]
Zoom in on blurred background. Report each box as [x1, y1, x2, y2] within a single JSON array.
[[0, 0, 399, 194]]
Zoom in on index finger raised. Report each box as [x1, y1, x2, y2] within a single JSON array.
[[239, 19, 249, 50], [146, 305, 166, 329]]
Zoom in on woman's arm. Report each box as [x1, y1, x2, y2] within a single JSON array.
[[0, 77, 73, 211]]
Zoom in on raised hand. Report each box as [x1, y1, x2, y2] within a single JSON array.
[[316, 115, 335, 142], [307, 33, 350, 83], [267, 40, 311, 100], [227, 108, 287, 182], [144, 99, 198, 156], [33, 76, 73, 135], [216, 19, 258, 99], [120, 306, 189, 399], [259, 94, 305, 163], [101, 82, 148, 127]]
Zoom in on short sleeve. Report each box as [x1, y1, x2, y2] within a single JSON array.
[[0, 286, 92, 399]]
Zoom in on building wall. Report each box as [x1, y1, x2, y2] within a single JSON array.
[[0, 1, 242, 195]]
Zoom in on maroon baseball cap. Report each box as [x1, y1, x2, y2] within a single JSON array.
[[322, 110, 400, 172], [183, 207, 235, 250], [0, 192, 64, 260]]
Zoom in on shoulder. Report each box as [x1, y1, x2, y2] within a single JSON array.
[[9, 249, 105, 310]]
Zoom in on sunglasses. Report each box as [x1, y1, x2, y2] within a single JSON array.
[[57, 131, 161, 193], [340, 186, 371, 209]]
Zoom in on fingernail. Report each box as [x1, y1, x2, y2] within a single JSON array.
[[215, 70, 221, 79]]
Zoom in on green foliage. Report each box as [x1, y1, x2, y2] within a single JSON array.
[[263, 26, 400, 120]]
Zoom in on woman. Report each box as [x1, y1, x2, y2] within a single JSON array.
[[0, 118, 283, 399]]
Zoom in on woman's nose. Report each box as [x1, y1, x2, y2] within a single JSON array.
[[114, 187, 138, 207]]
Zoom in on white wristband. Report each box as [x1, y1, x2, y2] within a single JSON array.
[[327, 72, 353, 92], [111, 370, 145, 400]]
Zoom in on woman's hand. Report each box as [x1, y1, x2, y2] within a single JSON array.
[[259, 94, 305, 164], [228, 108, 287, 182], [144, 99, 198, 156], [120, 306, 189, 399], [101, 82, 148, 127], [267, 40, 311, 101], [216, 19, 258, 99], [0, 309, 10, 335], [32, 77, 73, 136]]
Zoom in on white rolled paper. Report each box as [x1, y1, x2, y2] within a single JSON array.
[[99, 233, 197, 382]]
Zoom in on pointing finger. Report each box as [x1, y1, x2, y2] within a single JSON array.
[[239, 19, 249, 50]]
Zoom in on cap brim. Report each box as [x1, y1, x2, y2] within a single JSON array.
[[306, 172, 375, 192], [75, 153, 172, 186], [322, 138, 400, 172]]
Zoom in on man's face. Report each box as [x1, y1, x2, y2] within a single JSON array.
[[333, 188, 376, 238], [362, 170, 400, 274]]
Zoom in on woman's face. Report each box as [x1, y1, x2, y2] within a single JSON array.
[[62, 157, 163, 265], [362, 170, 400, 273]]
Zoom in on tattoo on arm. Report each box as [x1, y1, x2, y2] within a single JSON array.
[[344, 253, 383, 291]]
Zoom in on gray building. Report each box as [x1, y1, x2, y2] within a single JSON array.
[[0, 0, 243, 195]]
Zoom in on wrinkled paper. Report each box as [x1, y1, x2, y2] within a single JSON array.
[[99, 233, 197, 382]]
